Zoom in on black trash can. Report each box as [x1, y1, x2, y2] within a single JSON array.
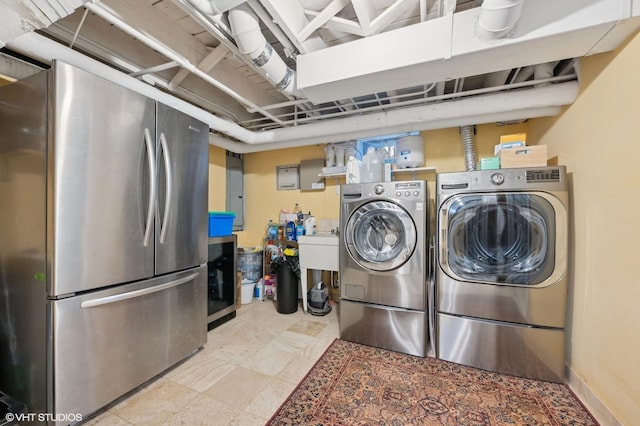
[[271, 256, 300, 314]]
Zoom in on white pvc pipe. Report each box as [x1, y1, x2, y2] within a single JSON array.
[[223, 106, 564, 153], [7, 31, 576, 152], [477, 0, 525, 39], [5, 31, 255, 142], [84, 1, 284, 125], [190, 0, 247, 14], [227, 5, 299, 96]]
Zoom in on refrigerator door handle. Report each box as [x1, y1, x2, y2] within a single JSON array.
[[159, 132, 173, 244], [80, 272, 199, 308], [143, 128, 157, 247]]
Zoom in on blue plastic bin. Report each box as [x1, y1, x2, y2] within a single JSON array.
[[208, 212, 235, 237]]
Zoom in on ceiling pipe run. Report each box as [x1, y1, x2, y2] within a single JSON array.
[[227, 4, 300, 96], [83, 1, 284, 125], [189, 0, 247, 14], [7, 31, 577, 153], [476, 0, 525, 39]]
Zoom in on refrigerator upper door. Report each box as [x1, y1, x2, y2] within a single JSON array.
[[50, 62, 157, 296], [155, 103, 208, 275]]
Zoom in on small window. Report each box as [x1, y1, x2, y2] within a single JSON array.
[[357, 131, 419, 163]]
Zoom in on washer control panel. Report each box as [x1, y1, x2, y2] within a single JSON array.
[[392, 181, 425, 200], [362, 181, 425, 200]]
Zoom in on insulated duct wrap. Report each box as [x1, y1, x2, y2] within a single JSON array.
[[227, 5, 299, 96], [460, 125, 476, 171]]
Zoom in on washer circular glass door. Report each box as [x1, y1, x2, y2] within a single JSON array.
[[345, 200, 416, 271], [440, 193, 557, 285]]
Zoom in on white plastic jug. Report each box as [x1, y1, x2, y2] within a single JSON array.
[[362, 147, 383, 183], [304, 216, 316, 235], [346, 155, 361, 184]]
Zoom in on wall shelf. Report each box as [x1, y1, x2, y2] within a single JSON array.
[[319, 166, 436, 179], [392, 166, 437, 174]]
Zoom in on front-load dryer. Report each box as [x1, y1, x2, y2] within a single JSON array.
[[435, 166, 569, 382], [339, 180, 429, 357]]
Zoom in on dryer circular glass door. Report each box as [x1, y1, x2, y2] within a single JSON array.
[[345, 200, 416, 271], [439, 192, 559, 286]]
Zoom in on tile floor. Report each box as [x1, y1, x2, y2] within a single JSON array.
[[85, 299, 339, 425]]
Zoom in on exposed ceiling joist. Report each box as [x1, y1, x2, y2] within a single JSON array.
[[351, 0, 377, 35], [298, 0, 351, 42], [369, 0, 417, 36], [303, 11, 365, 36], [3, 0, 640, 153]]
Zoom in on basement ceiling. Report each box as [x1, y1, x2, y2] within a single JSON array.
[[1, 0, 640, 152]]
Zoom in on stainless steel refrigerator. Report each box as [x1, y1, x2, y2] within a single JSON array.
[[0, 61, 209, 422]]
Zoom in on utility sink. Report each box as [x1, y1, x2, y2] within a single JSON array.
[[298, 234, 339, 313], [297, 234, 339, 246]]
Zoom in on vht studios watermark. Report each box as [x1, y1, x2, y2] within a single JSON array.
[[5, 412, 83, 423]]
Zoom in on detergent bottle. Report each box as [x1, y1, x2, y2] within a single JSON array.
[[346, 155, 361, 184]]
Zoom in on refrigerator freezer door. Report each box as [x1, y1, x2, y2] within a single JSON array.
[[50, 62, 157, 296], [155, 103, 208, 275], [51, 266, 206, 418]]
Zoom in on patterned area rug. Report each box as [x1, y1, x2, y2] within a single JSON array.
[[267, 339, 598, 425]]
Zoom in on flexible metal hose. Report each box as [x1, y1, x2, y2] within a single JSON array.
[[461, 125, 476, 171]]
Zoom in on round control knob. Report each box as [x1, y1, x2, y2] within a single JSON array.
[[405, 191, 411, 197], [374, 184, 385, 195], [396, 191, 402, 197], [414, 191, 420, 197], [491, 173, 505, 185]]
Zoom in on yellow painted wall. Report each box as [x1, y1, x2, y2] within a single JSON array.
[[208, 145, 227, 212], [239, 144, 339, 247], [227, 122, 528, 247], [528, 32, 640, 424]]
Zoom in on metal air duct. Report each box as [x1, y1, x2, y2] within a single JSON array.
[[460, 125, 477, 171]]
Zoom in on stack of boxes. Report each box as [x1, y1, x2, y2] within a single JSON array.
[[478, 133, 548, 170]]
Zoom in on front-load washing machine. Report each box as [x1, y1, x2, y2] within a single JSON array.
[[435, 166, 569, 382], [339, 180, 429, 357]]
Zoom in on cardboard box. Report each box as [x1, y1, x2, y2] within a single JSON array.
[[500, 133, 527, 144], [495, 133, 527, 155], [494, 141, 525, 156], [499, 145, 547, 168]]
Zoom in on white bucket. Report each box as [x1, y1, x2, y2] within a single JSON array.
[[241, 282, 255, 304]]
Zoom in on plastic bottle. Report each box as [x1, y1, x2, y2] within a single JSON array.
[[346, 155, 361, 184], [304, 215, 315, 235], [267, 220, 278, 241], [335, 146, 345, 167], [285, 221, 296, 241], [294, 203, 304, 222], [362, 147, 383, 183]]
